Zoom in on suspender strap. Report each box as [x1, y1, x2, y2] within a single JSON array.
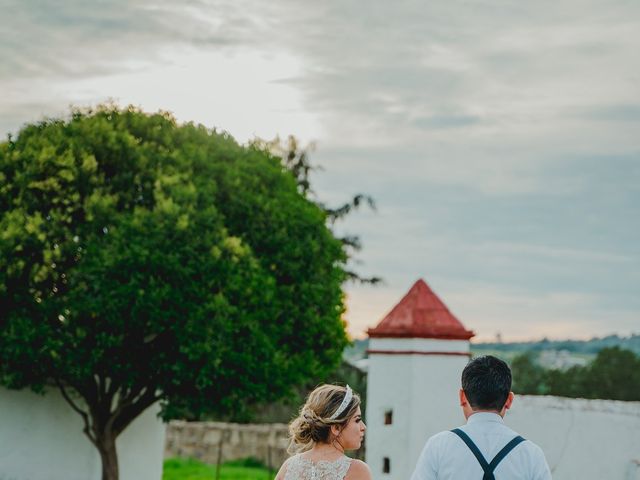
[[451, 428, 490, 471], [451, 428, 526, 480], [488, 435, 526, 471]]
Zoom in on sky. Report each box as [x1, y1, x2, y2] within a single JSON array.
[[2, 0, 639, 341]]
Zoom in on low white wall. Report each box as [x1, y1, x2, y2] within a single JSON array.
[[0, 386, 166, 480], [507, 395, 640, 480]]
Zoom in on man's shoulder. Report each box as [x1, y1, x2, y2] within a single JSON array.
[[411, 430, 461, 480], [517, 437, 547, 457], [497, 424, 546, 456], [425, 429, 460, 448], [510, 436, 552, 477], [496, 427, 550, 469]]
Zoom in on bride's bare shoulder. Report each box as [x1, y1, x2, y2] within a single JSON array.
[[275, 455, 296, 480], [346, 459, 372, 480]]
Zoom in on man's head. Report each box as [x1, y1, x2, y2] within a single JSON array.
[[459, 355, 514, 417]]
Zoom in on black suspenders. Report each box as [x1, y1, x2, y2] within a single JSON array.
[[451, 428, 526, 480]]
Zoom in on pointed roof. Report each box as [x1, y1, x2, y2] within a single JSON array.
[[368, 279, 474, 340]]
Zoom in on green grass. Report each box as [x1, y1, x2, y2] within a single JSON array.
[[163, 457, 274, 480]]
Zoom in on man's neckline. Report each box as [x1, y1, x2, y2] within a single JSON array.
[[467, 411, 504, 424]]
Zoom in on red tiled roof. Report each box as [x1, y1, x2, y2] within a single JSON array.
[[367, 279, 474, 340]]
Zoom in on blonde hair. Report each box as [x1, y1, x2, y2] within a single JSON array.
[[288, 384, 361, 454]]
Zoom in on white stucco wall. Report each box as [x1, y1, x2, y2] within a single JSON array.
[[368, 338, 470, 353], [0, 386, 166, 480], [507, 395, 640, 480], [366, 338, 470, 480]]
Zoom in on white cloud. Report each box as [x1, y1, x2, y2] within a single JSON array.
[[2, 0, 638, 341], [48, 47, 322, 143]]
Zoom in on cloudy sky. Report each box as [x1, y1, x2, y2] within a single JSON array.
[[3, 0, 639, 341]]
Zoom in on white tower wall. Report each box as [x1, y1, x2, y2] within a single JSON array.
[[366, 338, 470, 480]]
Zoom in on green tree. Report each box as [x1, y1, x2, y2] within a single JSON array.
[[0, 106, 362, 480], [510, 353, 545, 394], [581, 346, 640, 400], [544, 365, 587, 398], [251, 135, 380, 285], [511, 348, 640, 401]]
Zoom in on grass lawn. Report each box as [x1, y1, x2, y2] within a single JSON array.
[[163, 457, 275, 480]]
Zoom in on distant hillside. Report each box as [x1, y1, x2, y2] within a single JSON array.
[[344, 334, 640, 360], [473, 333, 640, 356]]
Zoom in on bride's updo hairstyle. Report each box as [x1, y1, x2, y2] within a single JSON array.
[[288, 384, 361, 454]]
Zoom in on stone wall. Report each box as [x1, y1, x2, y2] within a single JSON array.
[[165, 420, 290, 469]]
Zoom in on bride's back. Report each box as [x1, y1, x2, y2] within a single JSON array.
[[283, 454, 352, 480]]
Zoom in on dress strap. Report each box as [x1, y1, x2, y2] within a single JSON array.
[[337, 456, 353, 479]]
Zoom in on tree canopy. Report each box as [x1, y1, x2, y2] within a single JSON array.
[[0, 105, 357, 479], [511, 347, 640, 401]]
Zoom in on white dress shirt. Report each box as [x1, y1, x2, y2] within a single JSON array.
[[410, 412, 552, 480]]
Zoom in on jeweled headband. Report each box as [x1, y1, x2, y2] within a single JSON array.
[[328, 385, 353, 420]]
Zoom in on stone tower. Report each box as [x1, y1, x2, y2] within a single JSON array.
[[365, 278, 474, 480]]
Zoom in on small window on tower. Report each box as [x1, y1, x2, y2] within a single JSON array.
[[383, 457, 391, 473], [384, 410, 393, 425]]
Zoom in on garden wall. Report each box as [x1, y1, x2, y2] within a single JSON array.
[[0, 386, 166, 480], [164, 420, 289, 469], [507, 395, 640, 480]]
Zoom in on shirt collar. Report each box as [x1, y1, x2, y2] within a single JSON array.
[[466, 412, 504, 425]]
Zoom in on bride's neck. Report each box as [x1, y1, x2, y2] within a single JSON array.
[[309, 441, 345, 458]]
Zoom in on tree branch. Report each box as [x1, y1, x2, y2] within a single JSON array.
[[111, 387, 161, 436], [345, 270, 383, 285], [324, 194, 376, 223], [54, 377, 98, 447]]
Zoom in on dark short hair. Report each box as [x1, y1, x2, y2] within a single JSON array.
[[461, 355, 512, 411]]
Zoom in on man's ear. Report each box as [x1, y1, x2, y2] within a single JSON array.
[[459, 388, 468, 407], [503, 391, 515, 412], [460, 388, 474, 419]]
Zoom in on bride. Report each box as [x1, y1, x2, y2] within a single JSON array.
[[275, 384, 372, 480]]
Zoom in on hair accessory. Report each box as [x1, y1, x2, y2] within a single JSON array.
[[328, 385, 353, 420]]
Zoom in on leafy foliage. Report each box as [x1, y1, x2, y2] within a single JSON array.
[[239, 359, 367, 424], [511, 347, 640, 401], [251, 136, 380, 285], [0, 105, 358, 478]]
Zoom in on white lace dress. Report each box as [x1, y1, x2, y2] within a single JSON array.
[[284, 454, 352, 480]]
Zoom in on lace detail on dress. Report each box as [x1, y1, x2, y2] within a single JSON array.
[[284, 454, 352, 480]]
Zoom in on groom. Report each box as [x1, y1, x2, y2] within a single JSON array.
[[410, 355, 552, 480]]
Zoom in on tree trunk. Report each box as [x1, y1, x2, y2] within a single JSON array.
[[97, 432, 119, 480], [55, 379, 159, 480]]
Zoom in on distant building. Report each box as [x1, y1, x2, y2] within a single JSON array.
[[538, 349, 589, 370]]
